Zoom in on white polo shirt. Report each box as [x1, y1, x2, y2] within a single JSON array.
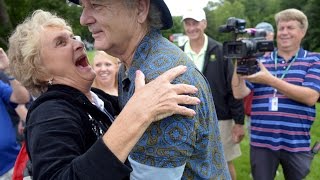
[[184, 34, 208, 72]]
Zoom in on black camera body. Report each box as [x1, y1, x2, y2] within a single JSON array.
[[223, 38, 274, 59], [219, 17, 274, 75]]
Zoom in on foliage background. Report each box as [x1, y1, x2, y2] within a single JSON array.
[[0, 0, 320, 52], [1, 0, 319, 179], [0, 0, 92, 49], [162, 0, 320, 52]]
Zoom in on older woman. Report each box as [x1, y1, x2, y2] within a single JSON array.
[[8, 10, 199, 180], [92, 51, 120, 97]]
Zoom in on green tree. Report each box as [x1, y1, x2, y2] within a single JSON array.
[[0, 0, 91, 50], [161, 16, 184, 40], [205, 0, 246, 43], [240, 0, 279, 27], [1, 0, 319, 52], [0, 0, 14, 48], [303, 0, 320, 51], [279, 0, 309, 11]]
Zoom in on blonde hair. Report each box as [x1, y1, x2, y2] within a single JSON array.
[[94, 51, 120, 65], [8, 10, 72, 97], [275, 8, 308, 31], [92, 51, 120, 91]]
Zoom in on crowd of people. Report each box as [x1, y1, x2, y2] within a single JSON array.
[[0, 0, 319, 180]]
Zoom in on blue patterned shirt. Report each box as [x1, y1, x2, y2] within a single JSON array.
[[118, 29, 230, 179]]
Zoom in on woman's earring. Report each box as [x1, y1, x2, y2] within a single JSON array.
[[48, 78, 53, 85]]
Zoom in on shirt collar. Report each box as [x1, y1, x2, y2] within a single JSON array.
[[90, 91, 105, 111], [271, 47, 306, 62], [119, 29, 162, 83], [184, 34, 208, 55]]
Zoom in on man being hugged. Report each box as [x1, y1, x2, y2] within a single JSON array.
[[71, 0, 230, 179]]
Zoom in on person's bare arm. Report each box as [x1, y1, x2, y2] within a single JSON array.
[[103, 66, 200, 162], [232, 124, 245, 143], [8, 79, 30, 104], [0, 48, 9, 70], [15, 104, 28, 122], [231, 62, 251, 99], [0, 48, 30, 104], [16, 104, 28, 134], [244, 62, 319, 106]]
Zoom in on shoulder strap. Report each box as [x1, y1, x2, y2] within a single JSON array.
[[12, 142, 31, 180]]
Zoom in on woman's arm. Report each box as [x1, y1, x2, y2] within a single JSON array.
[[0, 48, 30, 104], [103, 66, 200, 162]]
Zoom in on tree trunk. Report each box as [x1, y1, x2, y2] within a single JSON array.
[[0, 0, 12, 28], [0, 0, 11, 48]]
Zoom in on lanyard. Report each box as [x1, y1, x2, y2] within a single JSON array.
[[274, 51, 299, 79], [273, 51, 299, 96]]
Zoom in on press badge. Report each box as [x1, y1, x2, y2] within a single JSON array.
[[269, 97, 278, 111]]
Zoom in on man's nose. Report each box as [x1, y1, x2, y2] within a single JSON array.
[[80, 6, 95, 26], [73, 38, 84, 51]]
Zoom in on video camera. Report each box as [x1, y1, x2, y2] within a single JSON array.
[[219, 17, 274, 75]]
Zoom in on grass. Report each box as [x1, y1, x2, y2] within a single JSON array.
[[87, 50, 95, 64], [234, 104, 320, 179]]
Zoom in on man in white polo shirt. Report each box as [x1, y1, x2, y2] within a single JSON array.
[[181, 8, 245, 180]]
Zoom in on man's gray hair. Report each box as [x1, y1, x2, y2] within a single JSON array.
[[148, 2, 163, 30], [123, 0, 164, 30], [275, 8, 308, 31]]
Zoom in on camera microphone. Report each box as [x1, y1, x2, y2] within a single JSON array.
[[218, 17, 246, 33], [219, 25, 236, 33]]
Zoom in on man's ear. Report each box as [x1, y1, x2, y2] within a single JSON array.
[[302, 29, 307, 39], [136, 0, 149, 24], [203, 20, 207, 29]]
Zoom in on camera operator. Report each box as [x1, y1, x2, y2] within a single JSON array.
[[231, 9, 320, 180], [181, 8, 245, 180]]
